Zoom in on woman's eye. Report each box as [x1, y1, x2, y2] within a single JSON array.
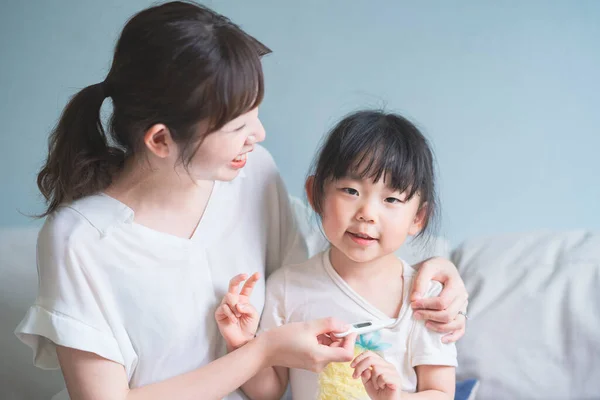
[[342, 188, 359, 196]]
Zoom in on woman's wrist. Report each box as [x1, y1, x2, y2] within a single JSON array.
[[253, 331, 277, 369]]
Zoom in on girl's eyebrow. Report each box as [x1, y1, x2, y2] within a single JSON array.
[[340, 173, 364, 181]]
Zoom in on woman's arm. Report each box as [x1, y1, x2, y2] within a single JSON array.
[[57, 334, 271, 400], [58, 317, 355, 400], [410, 257, 469, 343]]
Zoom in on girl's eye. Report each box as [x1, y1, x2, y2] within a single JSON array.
[[342, 188, 359, 196], [385, 197, 403, 204]]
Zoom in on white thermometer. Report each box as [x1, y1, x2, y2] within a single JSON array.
[[333, 318, 397, 338]]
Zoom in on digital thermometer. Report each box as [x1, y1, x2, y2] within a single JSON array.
[[333, 318, 396, 338]]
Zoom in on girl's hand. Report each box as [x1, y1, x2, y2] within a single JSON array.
[[410, 257, 469, 343], [263, 317, 357, 372], [215, 272, 260, 351], [351, 351, 402, 400]]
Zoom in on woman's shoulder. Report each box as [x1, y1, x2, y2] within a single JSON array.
[[242, 145, 280, 183], [247, 144, 276, 170], [39, 194, 132, 251], [267, 251, 326, 285], [231, 144, 288, 202]]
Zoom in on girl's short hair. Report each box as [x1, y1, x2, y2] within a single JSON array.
[[309, 110, 438, 239]]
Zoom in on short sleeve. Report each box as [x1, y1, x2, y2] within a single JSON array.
[[258, 268, 288, 334], [409, 281, 458, 368], [14, 213, 124, 369], [263, 155, 309, 278]]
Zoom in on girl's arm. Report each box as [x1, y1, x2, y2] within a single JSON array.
[[239, 365, 289, 400], [57, 317, 355, 400], [402, 365, 455, 400], [352, 351, 454, 400]]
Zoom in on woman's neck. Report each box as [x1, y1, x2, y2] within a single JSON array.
[[104, 157, 215, 239], [106, 157, 212, 212]]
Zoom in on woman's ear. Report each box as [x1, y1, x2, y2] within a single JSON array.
[[408, 202, 428, 236], [305, 176, 317, 212], [143, 123, 175, 159]]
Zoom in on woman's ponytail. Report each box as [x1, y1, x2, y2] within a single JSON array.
[[37, 82, 125, 217]]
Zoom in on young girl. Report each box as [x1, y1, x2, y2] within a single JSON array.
[[216, 110, 457, 400]]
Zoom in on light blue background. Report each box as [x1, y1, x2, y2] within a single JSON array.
[[1, 1, 598, 244]]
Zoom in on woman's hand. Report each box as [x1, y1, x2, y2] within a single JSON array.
[[262, 317, 357, 372], [410, 257, 469, 343], [351, 351, 402, 400], [215, 273, 260, 351]]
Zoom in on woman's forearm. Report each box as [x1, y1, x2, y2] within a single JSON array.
[[128, 337, 271, 400], [59, 335, 273, 400]]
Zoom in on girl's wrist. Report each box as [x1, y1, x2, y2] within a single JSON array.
[[225, 335, 254, 353]]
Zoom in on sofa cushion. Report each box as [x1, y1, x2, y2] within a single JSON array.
[[452, 231, 600, 399], [0, 227, 65, 399]]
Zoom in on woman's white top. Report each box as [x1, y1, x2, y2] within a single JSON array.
[[15, 145, 308, 400]]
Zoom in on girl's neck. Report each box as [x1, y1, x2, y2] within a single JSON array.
[[328, 246, 404, 284], [329, 246, 406, 318]]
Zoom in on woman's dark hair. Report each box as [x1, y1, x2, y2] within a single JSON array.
[[309, 110, 438, 240], [37, 1, 270, 216]]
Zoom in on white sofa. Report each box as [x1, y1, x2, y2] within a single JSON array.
[[2, 201, 599, 399]]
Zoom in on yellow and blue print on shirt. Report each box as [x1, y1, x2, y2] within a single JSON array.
[[318, 332, 392, 400]]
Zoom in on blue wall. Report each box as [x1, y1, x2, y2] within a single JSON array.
[[1, 1, 598, 244]]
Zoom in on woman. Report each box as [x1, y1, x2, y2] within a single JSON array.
[[16, 2, 468, 399]]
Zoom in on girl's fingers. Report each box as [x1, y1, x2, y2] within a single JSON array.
[[227, 274, 248, 295], [239, 272, 260, 297], [223, 293, 241, 317], [219, 304, 237, 324], [360, 368, 372, 383], [376, 372, 388, 391], [236, 302, 258, 320], [352, 354, 377, 379]]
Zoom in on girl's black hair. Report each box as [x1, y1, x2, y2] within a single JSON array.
[[309, 110, 438, 240], [37, 1, 270, 217]]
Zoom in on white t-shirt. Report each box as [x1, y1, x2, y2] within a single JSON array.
[[15, 145, 308, 400], [260, 249, 457, 400]]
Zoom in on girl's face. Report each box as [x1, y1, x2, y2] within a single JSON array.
[[185, 107, 265, 182], [318, 176, 426, 264]]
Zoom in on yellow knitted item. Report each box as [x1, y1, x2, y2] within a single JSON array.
[[317, 347, 368, 400], [317, 332, 392, 400]]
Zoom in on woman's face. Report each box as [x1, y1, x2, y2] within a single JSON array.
[[185, 107, 265, 182]]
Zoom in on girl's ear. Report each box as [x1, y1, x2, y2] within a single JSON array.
[[305, 176, 317, 212], [408, 202, 428, 236]]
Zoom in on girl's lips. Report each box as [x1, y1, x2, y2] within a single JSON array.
[[347, 231, 377, 246]]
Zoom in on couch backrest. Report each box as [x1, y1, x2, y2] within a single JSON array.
[[452, 230, 600, 399]]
